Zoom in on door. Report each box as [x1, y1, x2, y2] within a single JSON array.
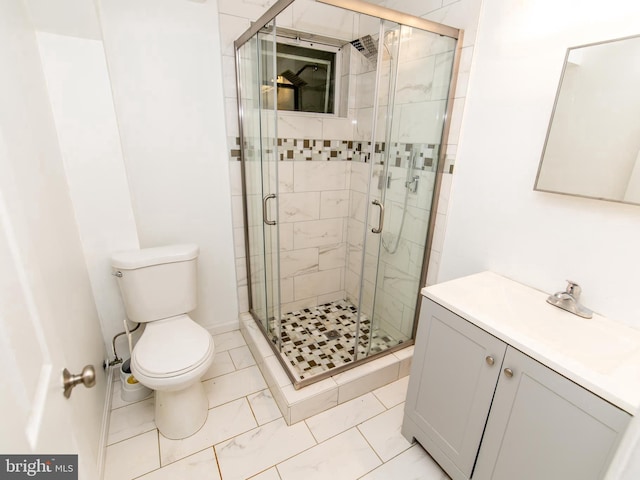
[[473, 347, 631, 480], [0, 200, 76, 454], [0, 4, 107, 473], [402, 298, 507, 480], [360, 24, 458, 356], [0, 141, 103, 478], [238, 21, 281, 345]]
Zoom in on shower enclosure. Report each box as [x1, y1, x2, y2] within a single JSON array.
[[236, 0, 462, 388]]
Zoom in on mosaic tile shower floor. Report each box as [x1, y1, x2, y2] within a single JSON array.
[[278, 299, 400, 380]]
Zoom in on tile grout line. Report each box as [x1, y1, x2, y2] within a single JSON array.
[[247, 466, 281, 480], [131, 447, 220, 479], [300, 393, 397, 447], [155, 429, 161, 474], [215, 417, 321, 477], [104, 427, 158, 450], [245, 392, 261, 427], [212, 444, 223, 480], [303, 417, 321, 444], [106, 424, 157, 449], [354, 424, 386, 468], [115, 397, 257, 471]]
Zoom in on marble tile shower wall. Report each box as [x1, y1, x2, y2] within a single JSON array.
[[277, 160, 349, 313], [235, 137, 438, 318], [219, 0, 482, 315]]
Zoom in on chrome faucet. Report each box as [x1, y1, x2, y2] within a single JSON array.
[[546, 280, 593, 319]]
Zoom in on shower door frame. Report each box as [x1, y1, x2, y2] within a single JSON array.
[[235, 0, 464, 388]]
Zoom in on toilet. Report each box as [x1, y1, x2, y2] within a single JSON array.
[[111, 244, 215, 439]]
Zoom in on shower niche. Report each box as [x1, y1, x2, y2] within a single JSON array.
[[236, 0, 461, 388]]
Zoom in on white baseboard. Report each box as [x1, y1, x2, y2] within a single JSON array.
[[206, 318, 240, 336], [97, 366, 115, 480]]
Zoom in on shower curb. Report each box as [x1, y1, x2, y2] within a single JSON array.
[[239, 313, 413, 425]]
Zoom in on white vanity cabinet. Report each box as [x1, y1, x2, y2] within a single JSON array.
[[402, 299, 508, 479], [473, 346, 630, 480], [403, 273, 639, 480]]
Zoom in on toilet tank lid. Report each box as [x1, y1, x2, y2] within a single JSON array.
[[111, 244, 199, 269]]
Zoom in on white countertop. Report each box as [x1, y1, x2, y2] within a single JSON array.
[[422, 271, 640, 415]]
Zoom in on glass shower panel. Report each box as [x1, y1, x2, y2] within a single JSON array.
[[259, 22, 281, 345], [364, 26, 457, 355], [239, 36, 267, 325], [239, 22, 281, 342], [356, 20, 402, 359]]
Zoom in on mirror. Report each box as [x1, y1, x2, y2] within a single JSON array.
[[535, 34, 640, 205]]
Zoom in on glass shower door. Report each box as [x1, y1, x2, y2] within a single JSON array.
[[361, 25, 457, 356], [239, 22, 281, 344]]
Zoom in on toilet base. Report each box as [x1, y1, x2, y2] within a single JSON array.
[[155, 380, 209, 439]]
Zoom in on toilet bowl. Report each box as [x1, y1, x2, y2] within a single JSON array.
[[112, 244, 215, 439]]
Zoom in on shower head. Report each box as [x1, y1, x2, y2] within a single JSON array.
[[350, 35, 378, 61]]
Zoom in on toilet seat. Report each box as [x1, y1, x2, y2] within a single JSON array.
[[132, 315, 214, 378]]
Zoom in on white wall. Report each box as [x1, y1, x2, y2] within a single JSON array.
[[36, 31, 140, 360], [98, 0, 239, 332], [439, 0, 640, 329]]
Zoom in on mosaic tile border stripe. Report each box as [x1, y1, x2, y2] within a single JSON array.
[[228, 136, 444, 171]]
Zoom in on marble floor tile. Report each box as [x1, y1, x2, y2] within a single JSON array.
[[104, 430, 159, 480], [229, 345, 257, 370], [203, 365, 267, 408], [216, 418, 316, 480], [359, 444, 449, 480], [137, 448, 221, 480], [304, 392, 385, 443], [105, 327, 428, 480], [213, 330, 246, 352], [159, 398, 256, 466], [248, 389, 283, 425], [357, 403, 413, 461], [248, 467, 281, 480], [202, 350, 236, 381], [276, 428, 381, 480], [372, 376, 410, 409], [108, 397, 156, 445]]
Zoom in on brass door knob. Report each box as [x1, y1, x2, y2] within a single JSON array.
[[485, 356, 495, 366], [63, 365, 96, 398], [503, 368, 514, 378]]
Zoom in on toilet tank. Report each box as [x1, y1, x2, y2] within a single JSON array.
[[111, 244, 199, 323]]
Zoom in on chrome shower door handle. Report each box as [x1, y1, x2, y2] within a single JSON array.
[[263, 194, 276, 226], [371, 200, 384, 234]]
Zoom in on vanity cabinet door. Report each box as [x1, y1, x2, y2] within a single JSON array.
[[402, 299, 507, 480], [473, 347, 631, 480]]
